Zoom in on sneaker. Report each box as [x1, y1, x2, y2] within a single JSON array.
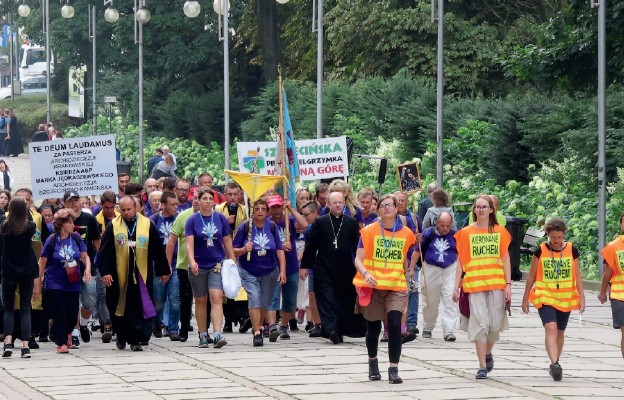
[[296, 309, 305, 325], [279, 328, 290, 340], [56, 344, 70, 354], [549, 362, 563, 381], [38, 335, 49, 343], [401, 331, 417, 344], [71, 336, 80, 349], [29, 336, 40, 349], [239, 318, 252, 334], [198, 335, 210, 348], [80, 325, 91, 343], [444, 333, 456, 342], [422, 330, 432, 339], [268, 325, 279, 342], [223, 322, 233, 333], [289, 319, 299, 332], [213, 333, 227, 348], [102, 328, 113, 344], [253, 333, 263, 347], [304, 321, 314, 333], [263, 324, 270, 338], [111, 332, 117, 341], [407, 324, 418, 334], [130, 344, 143, 352], [169, 333, 180, 341], [485, 353, 494, 372], [475, 368, 488, 379], [20, 348, 31, 358], [2, 343, 13, 358], [309, 325, 322, 338], [380, 331, 389, 343], [90, 320, 102, 332]]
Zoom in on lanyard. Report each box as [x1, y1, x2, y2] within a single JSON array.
[[200, 212, 214, 237], [379, 219, 397, 261], [125, 218, 137, 238], [549, 243, 564, 289]]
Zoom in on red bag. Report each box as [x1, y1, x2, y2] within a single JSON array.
[[459, 288, 470, 318], [64, 264, 80, 284]]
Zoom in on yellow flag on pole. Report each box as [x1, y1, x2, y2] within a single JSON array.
[[224, 170, 286, 202]]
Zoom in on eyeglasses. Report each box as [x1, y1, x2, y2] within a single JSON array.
[[378, 203, 395, 209], [302, 210, 316, 217], [176, 188, 189, 192], [475, 205, 490, 210]]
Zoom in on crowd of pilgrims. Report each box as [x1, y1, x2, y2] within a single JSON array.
[[0, 171, 622, 385]]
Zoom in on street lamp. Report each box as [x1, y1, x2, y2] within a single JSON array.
[[17, 4, 31, 17], [104, 6, 119, 23], [61, 1, 75, 18]]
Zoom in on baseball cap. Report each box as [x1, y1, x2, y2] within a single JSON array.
[[267, 195, 284, 208], [63, 190, 80, 202], [357, 286, 373, 307]]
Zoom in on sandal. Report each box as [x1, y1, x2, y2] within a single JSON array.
[[485, 353, 494, 372], [475, 368, 488, 379]]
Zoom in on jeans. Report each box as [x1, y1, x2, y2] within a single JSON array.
[[95, 272, 111, 325], [407, 268, 419, 326], [153, 270, 180, 334]]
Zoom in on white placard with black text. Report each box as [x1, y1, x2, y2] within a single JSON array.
[[28, 135, 118, 200]]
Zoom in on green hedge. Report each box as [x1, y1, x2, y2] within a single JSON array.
[[0, 95, 71, 140]]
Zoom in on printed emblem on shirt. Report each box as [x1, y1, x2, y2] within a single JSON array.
[[278, 226, 286, 243], [202, 222, 217, 239], [32, 229, 41, 241], [254, 232, 269, 250], [59, 243, 75, 260], [159, 221, 173, 239], [433, 237, 450, 263], [469, 233, 500, 258], [373, 236, 407, 262]]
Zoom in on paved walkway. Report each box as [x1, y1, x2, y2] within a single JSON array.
[[0, 284, 622, 400], [1, 155, 622, 399]]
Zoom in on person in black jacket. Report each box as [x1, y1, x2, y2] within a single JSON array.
[[1, 198, 38, 358]]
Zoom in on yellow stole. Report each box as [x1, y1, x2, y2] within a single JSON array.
[[111, 214, 151, 317], [96, 210, 119, 233]]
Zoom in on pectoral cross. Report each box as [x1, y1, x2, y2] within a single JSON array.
[[333, 239, 338, 249]]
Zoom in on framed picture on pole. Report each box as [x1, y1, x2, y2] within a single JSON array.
[[396, 162, 421, 194]]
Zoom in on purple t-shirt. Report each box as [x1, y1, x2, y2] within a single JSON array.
[[178, 200, 192, 213], [269, 215, 299, 276], [151, 212, 178, 269], [41, 233, 87, 292], [362, 212, 379, 227], [233, 219, 282, 277], [418, 227, 458, 268], [320, 205, 364, 224], [185, 211, 230, 270]]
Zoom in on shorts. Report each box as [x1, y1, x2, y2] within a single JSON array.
[[355, 289, 408, 322], [239, 266, 279, 310], [308, 270, 315, 293], [537, 305, 571, 331], [611, 298, 624, 329], [269, 272, 299, 312], [188, 268, 223, 297], [79, 278, 97, 310]]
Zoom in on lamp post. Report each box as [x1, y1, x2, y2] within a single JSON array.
[[594, 0, 606, 273], [135, 1, 150, 182], [61, 2, 97, 135], [312, 0, 322, 139]]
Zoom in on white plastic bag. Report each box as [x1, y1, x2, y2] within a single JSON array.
[[222, 259, 242, 299], [297, 276, 309, 309]]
